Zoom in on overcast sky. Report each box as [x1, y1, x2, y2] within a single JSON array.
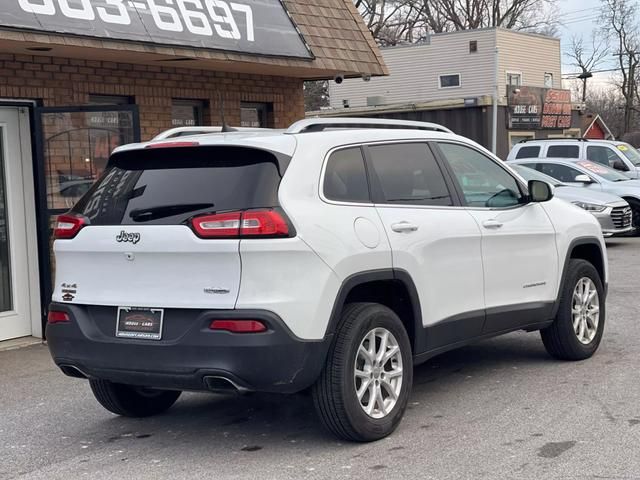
[[557, 0, 616, 88]]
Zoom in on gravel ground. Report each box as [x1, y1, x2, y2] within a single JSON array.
[[2, 238, 640, 480]]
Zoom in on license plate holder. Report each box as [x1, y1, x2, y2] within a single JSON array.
[[116, 307, 164, 340]]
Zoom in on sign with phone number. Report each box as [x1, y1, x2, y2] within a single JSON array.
[[2, 0, 312, 59]]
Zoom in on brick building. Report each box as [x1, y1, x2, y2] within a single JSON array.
[[0, 0, 386, 342]]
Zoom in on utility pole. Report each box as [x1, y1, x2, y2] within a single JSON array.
[[624, 57, 636, 134], [492, 46, 498, 155]]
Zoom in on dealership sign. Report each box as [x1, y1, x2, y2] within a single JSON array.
[[507, 86, 572, 129], [2, 0, 312, 58]]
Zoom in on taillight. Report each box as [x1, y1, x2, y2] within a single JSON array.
[[54, 214, 86, 240], [241, 211, 289, 237], [209, 319, 267, 333], [48, 311, 70, 324], [191, 209, 290, 239], [192, 212, 242, 238]]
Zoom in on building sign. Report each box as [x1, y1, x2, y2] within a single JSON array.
[[508, 86, 572, 129], [2, 0, 312, 59]]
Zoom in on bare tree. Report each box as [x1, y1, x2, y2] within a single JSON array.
[[585, 85, 627, 137], [566, 34, 609, 102], [304, 80, 330, 112], [354, 0, 559, 45], [601, 0, 640, 134]]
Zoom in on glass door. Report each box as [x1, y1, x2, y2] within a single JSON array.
[[0, 108, 34, 341], [35, 105, 140, 322]]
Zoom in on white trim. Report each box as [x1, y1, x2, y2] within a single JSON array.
[[584, 115, 615, 140], [544, 72, 554, 88], [508, 131, 535, 148], [0, 107, 40, 340], [438, 73, 461, 89], [506, 71, 523, 87], [17, 108, 42, 338]]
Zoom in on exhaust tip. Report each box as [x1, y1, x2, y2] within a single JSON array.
[[59, 365, 88, 379], [203, 376, 250, 394]]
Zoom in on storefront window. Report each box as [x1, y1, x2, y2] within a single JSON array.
[[42, 110, 137, 210], [172, 99, 206, 127], [240, 102, 273, 128]]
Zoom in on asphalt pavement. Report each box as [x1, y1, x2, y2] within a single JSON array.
[[2, 238, 640, 480]]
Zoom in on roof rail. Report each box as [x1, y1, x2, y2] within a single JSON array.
[[152, 126, 268, 141], [286, 118, 453, 134], [519, 137, 588, 143]]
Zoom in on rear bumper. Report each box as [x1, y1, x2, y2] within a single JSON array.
[[46, 303, 330, 394]]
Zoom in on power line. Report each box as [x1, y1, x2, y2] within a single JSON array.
[[559, 14, 600, 26], [562, 67, 624, 79]]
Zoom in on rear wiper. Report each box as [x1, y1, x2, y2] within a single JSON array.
[[129, 203, 214, 222]]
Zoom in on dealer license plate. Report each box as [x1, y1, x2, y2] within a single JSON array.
[[116, 307, 164, 340]]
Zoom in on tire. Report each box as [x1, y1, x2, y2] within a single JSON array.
[[540, 259, 605, 360], [312, 302, 413, 442], [89, 379, 181, 417]]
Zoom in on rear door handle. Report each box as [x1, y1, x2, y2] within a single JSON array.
[[391, 222, 419, 233], [482, 219, 503, 229]]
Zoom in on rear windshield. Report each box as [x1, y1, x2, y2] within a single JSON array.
[[72, 147, 283, 225]]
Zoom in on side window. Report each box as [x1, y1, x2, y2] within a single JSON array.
[[537, 163, 584, 183], [367, 143, 452, 206], [438, 143, 524, 208], [515, 146, 541, 159], [323, 148, 370, 203], [586, 146, 619, 166], [547, 145, 580, 158]]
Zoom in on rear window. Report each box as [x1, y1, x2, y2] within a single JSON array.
[[323, 147, 370, 203], [547, 145, 580, 158], [72, 147, 283, 225], [515, 146, 540, 159]]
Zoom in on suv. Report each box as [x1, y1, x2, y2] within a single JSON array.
[[507, 138, 640, 179], [47, 118, 608, 442]]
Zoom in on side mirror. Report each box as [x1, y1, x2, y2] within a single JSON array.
[[612, 159, 630, 172], [528, 180, 553, 203], [574, 174, 593, 184]]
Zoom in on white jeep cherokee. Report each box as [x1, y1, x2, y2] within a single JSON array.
[[47, 118, 608, 442]]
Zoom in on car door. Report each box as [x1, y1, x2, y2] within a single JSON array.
[[435, 142, 559, 334], [366, 142, 486, 351], [586, 145, 620, 168]]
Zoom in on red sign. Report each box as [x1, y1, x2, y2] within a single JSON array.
[[508, 86, 572, 130]]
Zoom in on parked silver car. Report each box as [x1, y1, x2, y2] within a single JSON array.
[[510, 158, 640, 230], [512, 165, 633, 237]]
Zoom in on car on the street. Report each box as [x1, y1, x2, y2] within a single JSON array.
[[47, 118, 608, 442], [511, 164, 633, 237], [507, 138, 640, 179], [509, 157, 640, 229]]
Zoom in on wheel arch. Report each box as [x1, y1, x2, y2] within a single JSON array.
[[553, 237, 606, 318], [324, 269, 422, 354]]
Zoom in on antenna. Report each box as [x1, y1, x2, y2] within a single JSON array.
[[218, 94, 237, 133]]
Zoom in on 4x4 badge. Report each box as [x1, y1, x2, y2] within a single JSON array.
[[116, 231, 141, 244]]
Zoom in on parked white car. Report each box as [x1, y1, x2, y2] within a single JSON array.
[[509, 157, 640, 230], [512, 165, 633, 237], [507, 138, 640, 179], [47, 118, 608, 442]]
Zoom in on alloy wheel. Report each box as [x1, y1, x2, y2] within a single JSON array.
[[354, 327, 404, 419], [572, 277, 600, 345]]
